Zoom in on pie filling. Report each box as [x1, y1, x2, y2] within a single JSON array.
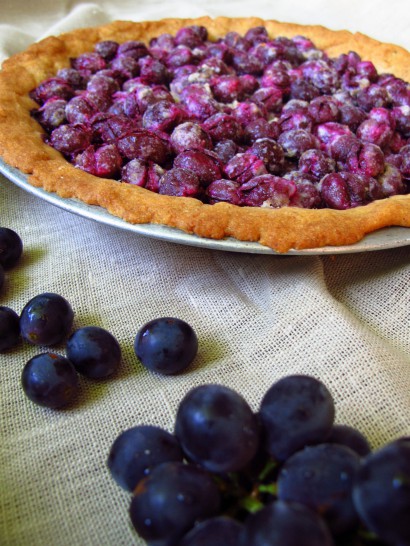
[[30, 25, 410, 211]]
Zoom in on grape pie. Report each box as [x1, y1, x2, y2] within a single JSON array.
[[0, 17, 409, 251]]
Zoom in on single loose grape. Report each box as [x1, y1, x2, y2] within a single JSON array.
[[0, 227, 23, 269], [20, 292, 74, 346], [134, 317, 198, 375], [66, 326, 121, 378], [0, 306, 20, 352], [21, 352, 79, 408]]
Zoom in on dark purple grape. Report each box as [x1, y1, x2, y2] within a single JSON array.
[[117, 130, 171, 165], [30, 77, 74, 105], [142, 100, 184, 133], [71, 52, 106, 73], [139, 56, 169, 85], [213, 139, 238, 164], [170, 121, 212, 154], [240, 500, 334, 546], [242, 118, 280, 144], [320, 173, 352, 209], [158, 168, 201, 197], [66, 326, 121, 379], [326, 424, 371, 457], [134, 317, 198, 375], [239, 174, 296, 208], [149, 32, 176, 51], [129, 461, 220, 545], [346, 143, 385, 178], [32, 98, 67, 131], [338, 103, 367, 131], [0, 227, 23, 269], [286, 172, 321, 208], [259, 375, 335, 462], [378, 164, 406, 197], [277, 443, 361, 535], [392, 105, 410, 137], [107, 425, 183, 492], [117, 40, 149, 61], [244, 26, 269, 45], [56, 68, 86, 89], [175, 25, 207, 48], [278, 129, 319, 158], [231, 101, 266, 126], [121, 158, 164, 190], [315, 122, 353, 148], [356, 118, 393, 149], [206, 178, 241, 205], [65, 95, 97, 125], [298, 149, 335, 180], [202, 112, 242, 143], [249, 138, 285, 174], [179, 516, 244, 546], [20, 292, 74, 346], [251, 86, 283, 113], [50, 124, 91, 155], [224, 153, 268, 184], [308, 95, 340, 124], [109, 55, 140, 79], [289, 79, 320, 101], [174, 384, 260, 473], [353, 438, 410, 546], [21, 352, 79, 408], [94, 40, 119, 61], [300, 59, 339, 94], [279, 104, 313, 133], [73, 144, 123, 178], [210, 74, 244, 103], [223, 31, 251, 51], [356, 84, 390, 112], [262, 62, 291, 90], [91, 113, 134, 143], [0, 306, 20, 352], [173, 150, 222, 186], [86, 73, 119, 97]]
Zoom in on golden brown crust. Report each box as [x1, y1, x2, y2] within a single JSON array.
[[1, 16, 410, 252]]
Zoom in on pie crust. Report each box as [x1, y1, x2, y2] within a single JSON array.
[[0, 16, 409, 253]]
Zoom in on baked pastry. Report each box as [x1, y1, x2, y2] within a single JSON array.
[[0, 16, 409, 252]]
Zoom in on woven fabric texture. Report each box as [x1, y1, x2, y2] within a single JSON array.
[[0, 2, 409, 545]]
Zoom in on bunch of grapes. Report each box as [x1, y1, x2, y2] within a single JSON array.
[[108, 374, 410, 546]]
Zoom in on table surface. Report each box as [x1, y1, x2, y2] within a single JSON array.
[[1, 2, 409, 545]]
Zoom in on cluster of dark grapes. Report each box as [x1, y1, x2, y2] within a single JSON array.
[[3, 286, 123, 408], [107, 374, 410, 546], [16, 311, 198, 408], [1, 229, 198, 408]]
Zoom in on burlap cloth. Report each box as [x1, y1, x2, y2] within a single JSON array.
[[0, 1, 409, 545]]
